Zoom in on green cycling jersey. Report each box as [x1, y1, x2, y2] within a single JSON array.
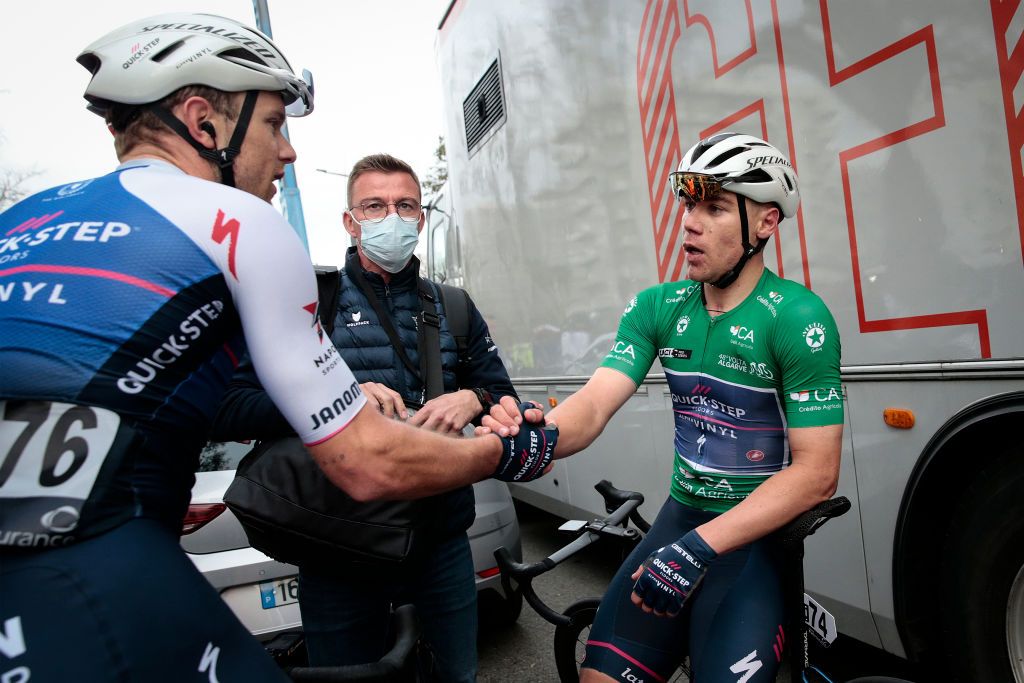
[[601, 268, 843, 512]]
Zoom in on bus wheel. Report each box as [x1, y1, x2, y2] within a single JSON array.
[[940, 454, 1024, 683]]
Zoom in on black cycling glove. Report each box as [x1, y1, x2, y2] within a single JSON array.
[[493, 402, 558, 482], [632, 529, 717, 616]]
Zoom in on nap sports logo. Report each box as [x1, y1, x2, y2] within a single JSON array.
[[803, 323, 827, 351], [676, 315, 690, 335]]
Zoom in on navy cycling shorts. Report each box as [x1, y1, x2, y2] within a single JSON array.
[[583, 497, 786, 683], [0, 518, 288, 683]]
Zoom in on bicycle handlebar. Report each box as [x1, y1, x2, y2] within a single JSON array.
[[494, 481, 647, 627], [594, 479, 651, 533], [287, 604, 420, 682]]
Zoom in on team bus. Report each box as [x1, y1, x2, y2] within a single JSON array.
[[423, 1, 1024, 681]]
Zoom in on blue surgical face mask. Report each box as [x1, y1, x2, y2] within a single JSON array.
[[354, 212, 420, 273]]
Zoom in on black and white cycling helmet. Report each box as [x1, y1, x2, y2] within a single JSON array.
[[670, 133, 799, 288], [670, 132, 799, 218], [77, 13, 313, 117], [77, 13, 313, 189]]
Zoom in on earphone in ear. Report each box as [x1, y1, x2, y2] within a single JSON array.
[[200, 122, 216, 138]]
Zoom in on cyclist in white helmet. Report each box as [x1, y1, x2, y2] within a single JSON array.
[[483, 133, 843, 682], [0, 13, 554, 682]]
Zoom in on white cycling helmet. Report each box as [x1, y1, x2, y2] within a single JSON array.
[[77, 12, 313, 117], [670, 132, 799, 218]]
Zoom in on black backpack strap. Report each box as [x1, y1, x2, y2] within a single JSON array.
[[313, 265, 342, 336], [436, 282, 471, 360], [416, 278, 444, 400]]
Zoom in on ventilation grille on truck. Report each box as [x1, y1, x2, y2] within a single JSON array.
[[463, 57, 506, 155]]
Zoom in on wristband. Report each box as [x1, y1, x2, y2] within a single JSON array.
[[472, 387, 494, 412]]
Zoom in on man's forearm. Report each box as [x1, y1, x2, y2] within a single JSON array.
[[695, 461, 838, 555], [308, 405, 502, 501], [545, 388, 610, 458]]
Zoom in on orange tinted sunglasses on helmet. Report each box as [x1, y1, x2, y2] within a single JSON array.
[[668, 172, 724, 202]]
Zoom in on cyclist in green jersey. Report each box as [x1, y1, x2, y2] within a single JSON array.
[[483, 133, 844, 682]]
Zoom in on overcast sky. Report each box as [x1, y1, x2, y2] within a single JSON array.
[[0, 0, 452, 266]]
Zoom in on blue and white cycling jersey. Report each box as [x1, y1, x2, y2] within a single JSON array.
[[0, 159, 366, 543]]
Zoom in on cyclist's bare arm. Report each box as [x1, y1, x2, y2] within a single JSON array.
[[306, 407, 502, 501], [683, 423, 841, 555], [480, 367, 637, 459]]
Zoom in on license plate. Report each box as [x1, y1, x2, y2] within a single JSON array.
[[259, 577, 299, 610], [803, 593, 838, 646]]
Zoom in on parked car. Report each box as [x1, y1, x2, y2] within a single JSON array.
[[182, 439, 523, 643]]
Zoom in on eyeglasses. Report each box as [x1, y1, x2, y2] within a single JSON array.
[[350, 199, 422, 222], [668, 172, 724, 203]]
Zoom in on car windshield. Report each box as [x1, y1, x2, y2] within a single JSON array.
[[198, 441, 252, 472]]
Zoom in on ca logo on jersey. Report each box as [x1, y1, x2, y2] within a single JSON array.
[[730, 325, 755, 348], [612, 341, 636, 358], [803, 323, 827, 351]]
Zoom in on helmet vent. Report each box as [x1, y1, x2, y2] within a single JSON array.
[[219, 47, 268, 67], [709, 147, 745, 168], [737, 168, 773, 183], [150, 40, 187, 64], [783, 172, 795, 191], [692, 132, 734, 162]]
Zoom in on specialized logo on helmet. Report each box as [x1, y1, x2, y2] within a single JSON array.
[[140, 21, 278, 61], [803, 323, 827, 351], [745, 154, 792, 169], [676, 315, 690, 335]]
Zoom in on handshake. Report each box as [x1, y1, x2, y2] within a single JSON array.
[[479, 399, 558, 483]]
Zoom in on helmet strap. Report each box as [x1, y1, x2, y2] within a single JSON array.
[[147, 90, 259, 188], [709, 194, 765, 289]]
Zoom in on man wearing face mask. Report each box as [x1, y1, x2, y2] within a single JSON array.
[[212, 153, 518, 680]]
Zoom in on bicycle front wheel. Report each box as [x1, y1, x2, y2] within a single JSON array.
[[553, 598, 601, 683]]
